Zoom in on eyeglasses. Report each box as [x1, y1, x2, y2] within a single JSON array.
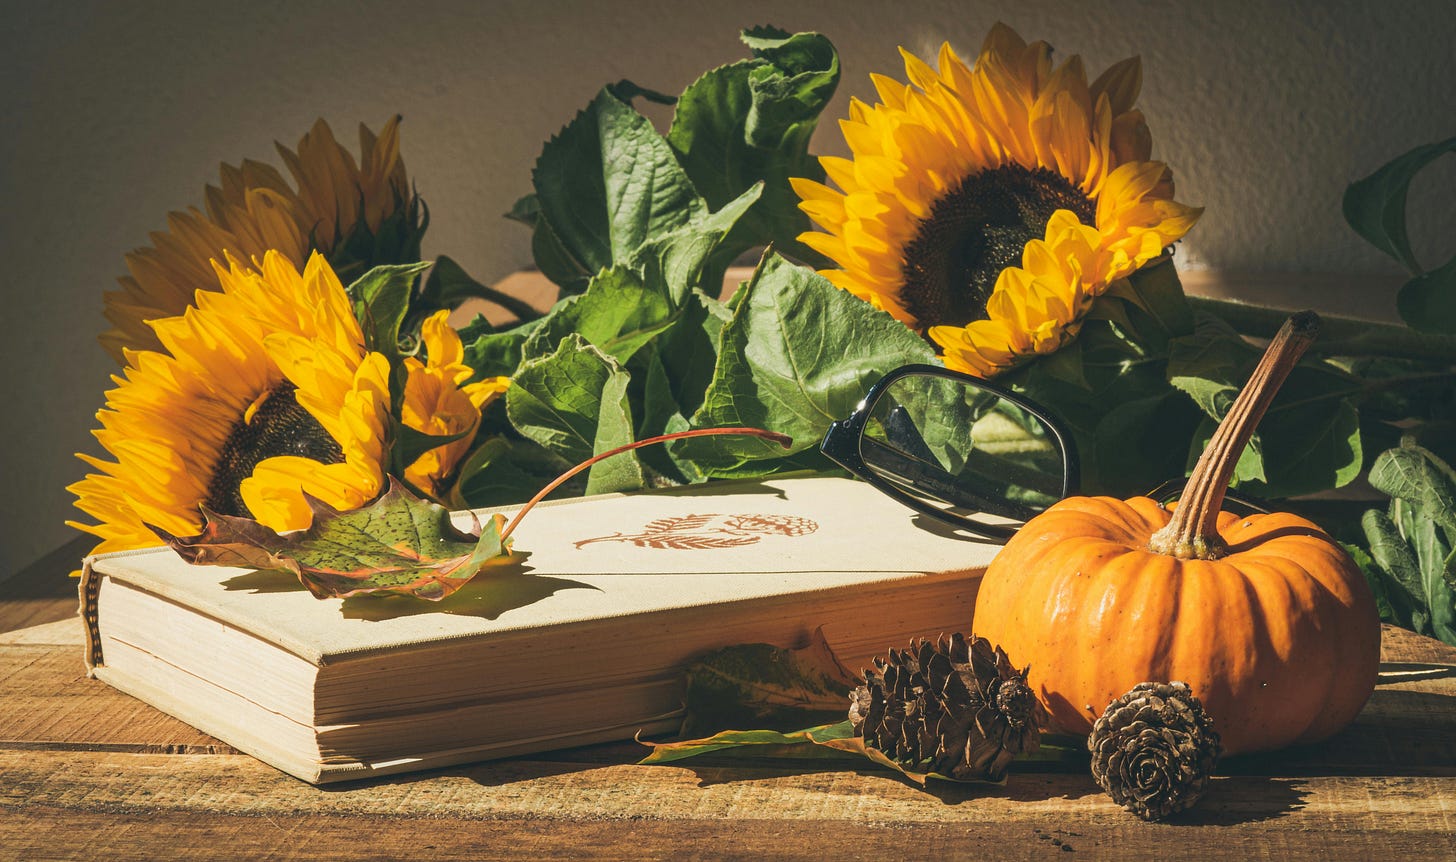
[[820, 364, 1268, 543]]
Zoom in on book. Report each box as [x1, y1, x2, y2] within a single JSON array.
[[79, 475, 1002, 784]]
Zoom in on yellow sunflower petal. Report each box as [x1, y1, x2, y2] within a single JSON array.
[[71, 252, 386, 558], [397, 311, 511, 498], [100, 118, 413, 363], [796, 24, 1198, 364]]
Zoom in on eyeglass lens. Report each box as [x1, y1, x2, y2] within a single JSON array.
[[859, 372, 1067, 525]]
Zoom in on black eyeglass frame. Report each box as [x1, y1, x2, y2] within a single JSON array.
[[819, 364, 1081, 542]]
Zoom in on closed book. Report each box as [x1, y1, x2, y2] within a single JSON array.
[[79, 475, 998, 784]]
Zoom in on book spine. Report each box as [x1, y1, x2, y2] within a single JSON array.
[[79, 557, 104, 674]]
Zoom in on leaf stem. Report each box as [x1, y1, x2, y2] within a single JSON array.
[[1148, 312, 1320, 559], [500, 427, 794, 539]]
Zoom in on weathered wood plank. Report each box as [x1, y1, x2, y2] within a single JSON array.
[[2, 806, 1452, 862], [1, 754, 1453, 861], [0, 644, 234, 754]]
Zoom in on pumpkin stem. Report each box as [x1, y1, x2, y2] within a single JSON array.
[[1147, 311, 1320, 560]]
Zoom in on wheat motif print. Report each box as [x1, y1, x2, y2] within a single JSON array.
[[573, 513, 819, 550]]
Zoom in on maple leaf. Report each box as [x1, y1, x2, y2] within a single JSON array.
[[153, 479, 527, 601]]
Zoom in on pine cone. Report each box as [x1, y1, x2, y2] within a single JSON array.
[[848, 633, 1044, 781], [1088, 681, 1222, 821]]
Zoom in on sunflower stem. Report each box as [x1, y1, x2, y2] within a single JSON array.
[[1189, 296, 1456, 362], [500, 428, 793, 540], [468, 283, 548, 325], [1148, 312, 1319, 560]]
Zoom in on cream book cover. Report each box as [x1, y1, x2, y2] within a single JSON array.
[[80, 475, 1001, 783]]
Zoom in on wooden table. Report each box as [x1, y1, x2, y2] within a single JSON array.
[[3, 540, 1454, 861]]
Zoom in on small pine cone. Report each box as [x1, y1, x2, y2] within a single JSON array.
[[1088, 681, 1222, 821], [848, 633, 1044, 781]]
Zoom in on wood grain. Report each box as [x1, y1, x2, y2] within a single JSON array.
[[2, 760, 1454, 861], [0, 643, 234, 754]]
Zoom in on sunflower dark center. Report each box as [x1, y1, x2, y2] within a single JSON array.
[[900, 164, 1095, 328], [204, 382, 344, 518]]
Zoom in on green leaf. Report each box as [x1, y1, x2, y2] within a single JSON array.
[[506, 334, 644, 495], [628, 351, 701, 484], [1099, 259, 1196, 349], [1093, 391, 1204, 495], [678, 627, 859, 737], [1167, 312, 1364, 497], [1365, 508, 1434, 635], [530, 213, 593, 292], [1343, 541, 1397, 622], [152, 480, 526, 601], [1395, 498, 1456, 643], [504, 193, 539, 227], [1342, 136, 1456, 274], [461, 315, 543, 381], [417, 255, 487, 309], [523, 266, 677, 364], [673, 253, 933, 475], [631, 182, 763, 305], [1358, 440, 1456, 645], [530, 88, 705, 292], [652, 288, 731, 419], [666, 28, 840, 265], [347, 262, 432, 358], [988, 261, 1203, 497], [1367, 440, 1456, 532], [1396, 253, 1456, 335], [453, 436, 574, 509]]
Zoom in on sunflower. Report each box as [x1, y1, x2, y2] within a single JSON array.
[[100, 116, 420, 363], [69, 251, 392, 558], [792, 24, 1201, 377], [400, 310, 511, 499]]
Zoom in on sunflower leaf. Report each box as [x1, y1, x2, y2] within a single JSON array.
[[1395, 253, 1456, 335], [460, 315, 543, 381], [453, 436, 575, 510], [529, 88, 706, 293], [153, 479, 527, 601], [671, 252, 933, 475], [506, 333, 644, 494], [1167, 311, 1364, 497], [630, 181, 764, 305], [666, 27, 840, 266], [347, 261, 433, 359], [504, 193, 540, 227], [522, 266, 678, 365]]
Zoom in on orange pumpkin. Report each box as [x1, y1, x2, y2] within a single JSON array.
[[972, 313, 1381, 755]]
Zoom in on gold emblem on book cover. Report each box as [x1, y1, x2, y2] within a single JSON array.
[[574, 513, 819, 550]]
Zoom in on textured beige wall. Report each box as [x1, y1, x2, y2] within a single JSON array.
[[3, 0, 1454, 574]]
